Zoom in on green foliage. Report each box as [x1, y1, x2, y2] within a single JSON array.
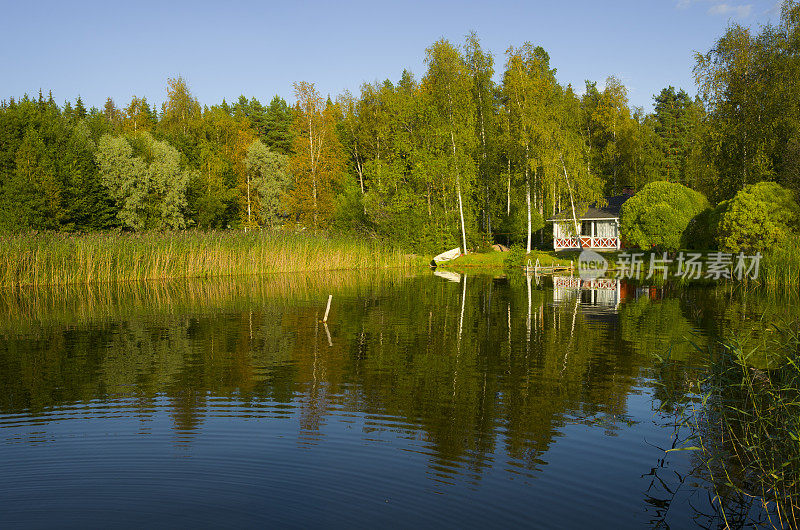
[[263, 96, 295, 155], [0, 39, 712, 253], [96, 133, 191, 230], [423, 38, 478, 251], [498, 204, 541, 246], [695, 1, 800, 201], [160, 76, 201, 139], [621, 181, 710, 251], [60, 121, 118, 230], [617, 111, 665, 190], [465, 32, 501, 241], [652, 86, 694, 183], [0, 230, 423, 287], [760, 234, 800, 292], [681, 202, 726, 250], [7, 23, 800, 257], [246, 139, 290, 228], [4, 128, 63, 229], [717, 181, 800, 252], [232, 95, 268, 138], [361, 159, 450, 253], [0, 95, 118, 231], [331, 178, 371, 234]]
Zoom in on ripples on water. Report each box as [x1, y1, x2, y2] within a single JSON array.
[[0, 271, 782, 527]]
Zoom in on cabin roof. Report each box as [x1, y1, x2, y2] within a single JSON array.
[[548, 194, 632, 222]]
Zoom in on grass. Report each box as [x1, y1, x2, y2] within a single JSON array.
[[446, 242, 800, 293], [660, 325, 800, 527], [758, 235, 800, 293], [0, 230, 427, 288], [440, 247, 574, 270], [439, 250, 508, 268]]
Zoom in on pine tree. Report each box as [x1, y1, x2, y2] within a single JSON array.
[[75, 96, 87, 119], [4, 128, 63, 229], [653, 86, 692, 183], [264, 96, 294, 155]]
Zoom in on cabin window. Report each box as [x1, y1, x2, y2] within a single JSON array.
[[556, 222, 575, 237], [581, 220, 593, 236], [595, 221, 617, 238]]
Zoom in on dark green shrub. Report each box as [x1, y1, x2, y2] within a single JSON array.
[[681, 201, 727, 250], [621, 181, 710, 251], [717, 181, 800, 253]]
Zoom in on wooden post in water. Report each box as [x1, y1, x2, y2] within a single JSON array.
[[323, 295, 333, 323], [323, 322, 332, 347]]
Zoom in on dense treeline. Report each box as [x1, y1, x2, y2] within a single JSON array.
[[1, 1, 799, 254], [0, 81, 295, 232]]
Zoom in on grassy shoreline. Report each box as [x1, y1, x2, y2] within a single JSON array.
[[5, 230, 797, 291], [0, 231, 426, 288], [441, 247, 800, 291]]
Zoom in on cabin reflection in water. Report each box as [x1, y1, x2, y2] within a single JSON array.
[[552, 276, 623, 312]]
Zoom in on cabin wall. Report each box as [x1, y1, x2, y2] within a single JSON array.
[[552, 219, 620, 251]]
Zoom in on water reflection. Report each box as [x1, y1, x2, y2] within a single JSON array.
[[0, 271, 794, 526], [552, 275, 622, 311]]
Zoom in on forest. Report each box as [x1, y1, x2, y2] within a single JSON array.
[[1, 2, 799, 255]]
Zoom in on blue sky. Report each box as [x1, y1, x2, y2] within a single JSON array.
[[0, 0, 783, 112]]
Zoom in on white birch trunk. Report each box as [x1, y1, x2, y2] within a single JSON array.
[[507, 158, 511, 216], [526, 174, 532, 254], [247, 174, 252, 228], [457, 178, 468, 255], [560, 155, 581, 243], [525, 145, 531, 254], [451, 131, 468, 255]]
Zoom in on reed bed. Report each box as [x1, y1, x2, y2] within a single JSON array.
[[0, 230, 424, 288], [758, 235, 800, 293], [662, 325, 800, 527], [704, 330, 800, 527], [0, 269, 418, 334]]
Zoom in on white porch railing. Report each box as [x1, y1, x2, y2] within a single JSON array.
[[554, 236, 619, 250]]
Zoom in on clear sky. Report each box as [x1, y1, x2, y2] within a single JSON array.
[[0, 0, 783, 112]]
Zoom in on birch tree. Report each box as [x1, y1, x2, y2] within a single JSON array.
[[287, 81, 344, 228], [502, 44, 554, 253], [465, 32, 499, 241], [161, 76, 201, 138], [423, 39, 477, 253], [593, 76, 631, 193], [552, 86, 604, 237], [336, 90, 366, 195]]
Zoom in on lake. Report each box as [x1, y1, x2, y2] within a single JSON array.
[[0, 270, 787, 527]]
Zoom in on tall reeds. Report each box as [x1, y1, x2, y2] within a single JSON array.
[[661, 326, 800, 527], [758, 235, 800, 293], [0, 269, 418, 334], [0, 231, 424, 288]]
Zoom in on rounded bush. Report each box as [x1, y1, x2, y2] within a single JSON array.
[[717, 182, 800, 253], [620, 181, 710, 251]]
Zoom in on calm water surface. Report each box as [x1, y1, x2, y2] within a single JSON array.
[[0, 270, 783, 527]]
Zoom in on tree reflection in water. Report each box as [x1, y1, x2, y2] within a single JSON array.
[[0, 270, 794, 525]]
